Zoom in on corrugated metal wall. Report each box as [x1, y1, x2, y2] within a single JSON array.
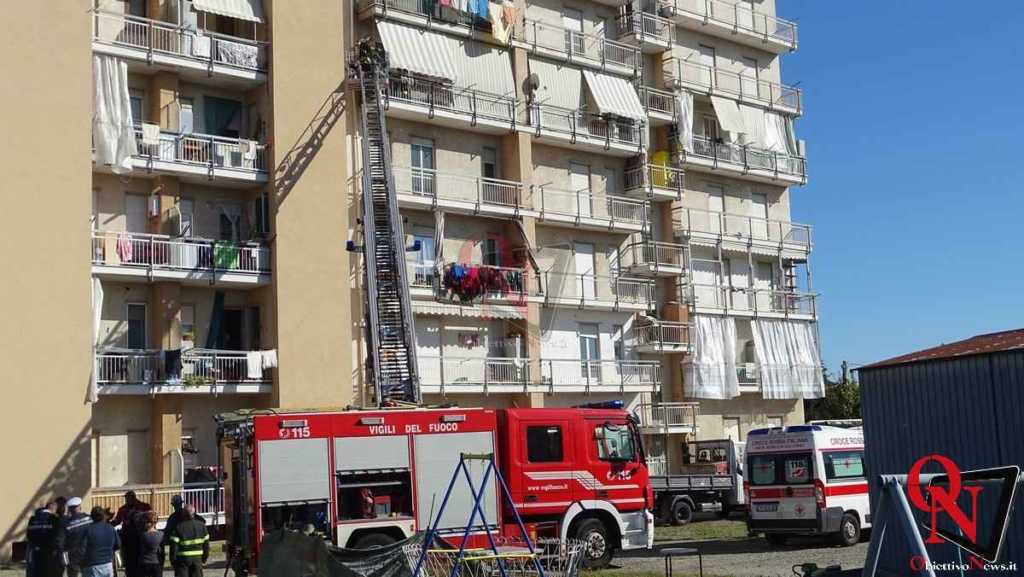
[[859, 351, 1024, 576]]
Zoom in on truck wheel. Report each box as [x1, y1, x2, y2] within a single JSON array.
[[352, 532, 397, 549], [764, 533, 788, 547], [574, 518, 613, 569], [670, 500, 694, 526], [834, 513, 860, 547]]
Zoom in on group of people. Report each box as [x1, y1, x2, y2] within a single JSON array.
[[25, 491, 210, 577]]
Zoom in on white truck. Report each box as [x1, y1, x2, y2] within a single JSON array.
[[651, 439, 746, 525]]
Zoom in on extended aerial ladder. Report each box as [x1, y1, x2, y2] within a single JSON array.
[[349, 41, 421, 406]]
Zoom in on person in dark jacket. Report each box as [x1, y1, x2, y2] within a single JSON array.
[[112, 492, 150, 577], [81, 508, 119, 577], [27, 502, 63, 577], [168, 505, 208, 577], [137, 512, 164, 577], [63, 498, 92, 577]]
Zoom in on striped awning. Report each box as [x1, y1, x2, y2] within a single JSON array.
[[378, 21, 458, 81], [412, 301, 526, 319], [583, 70, 645, 121], [192, 0, 264, 23], [710, 95, 746, 134]]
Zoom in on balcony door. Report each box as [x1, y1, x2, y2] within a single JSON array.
[[410, 137, 435, 197], [754, 261, 776, 312], [697, 44, 716, 88], [740, 56, 760, 99], [412, 233, 435, 287], [750, 192, 769, 239], [126, 302, 147, 350], [578, 323, 601, 383], [125, 193, 147, 234], [574, 242, 596, 299], [570, 162, 592, 217]]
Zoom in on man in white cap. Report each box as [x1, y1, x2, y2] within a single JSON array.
[[63, 498, 92, 577]]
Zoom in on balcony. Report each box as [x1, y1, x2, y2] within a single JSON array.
[[526, 104, 644, 156], [520, 19, 640, 77], [96, 349, 272, 394], [687, 283, 817, 319], [540, 359, 662, 393], [542, 271, 655, 311], [737, 363, 760, 392], [684, 134, 806, 184], [624, 163, 685, 200], [419, 356, 532, 394], [356, 0, 495, 39], [615, 12, 673, 53], [656, 0, 798, 54], [673, 206, 812, 256], [619, 240, 686, 277], [635, 401, 699, 434], [90, 483, 224, 527], [120, 126, 268, 183], [92, 11, 267, 85], [631, 320, 691, 353], [92, 231, 271, 287], [385, 75, 516, 134], [393, 166, 529, 218], [665, 58, 802, 115], [637, 86, 676, 125], [535, 186, 648, 232], [409, 262, 541, 307]]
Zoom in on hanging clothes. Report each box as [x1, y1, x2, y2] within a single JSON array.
[[260, 349, 278, 369], [502, 1, 517, 29], [93, 55, 137, 174], [489, 2, 509, 43], [246, 351, 263, 380], [116, 232, 133, 263]]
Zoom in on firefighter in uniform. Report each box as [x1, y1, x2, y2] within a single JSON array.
[[62, 498, 92, 577], [26, 502, 63, 577], [168, 505, 209, 577]]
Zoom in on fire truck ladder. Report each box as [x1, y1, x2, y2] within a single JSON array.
[[352, 43, 420, 406]]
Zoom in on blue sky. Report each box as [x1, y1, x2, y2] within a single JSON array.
[[779, 1, 1024, 373]]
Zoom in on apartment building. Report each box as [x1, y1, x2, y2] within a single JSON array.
[[1, 0, 820, 560]]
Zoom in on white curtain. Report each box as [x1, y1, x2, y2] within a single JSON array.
[[434, 210, 445, 268], [739, 104, 766, 149], [93, 55, 137, 174], [88, 278, 104, 403], [676, 90, 693, 153], [750, 319, 824, 399], [762, 111, 789, 153], [785, 116, 799, 156], [685, 315, 739, 399]]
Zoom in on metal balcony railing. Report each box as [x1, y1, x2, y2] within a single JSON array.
[[634, 401, 699, 431], [541, 359, 662, 390], [673, 206, 812, 249], [418, 356, 531, 390], [96, 349, 271, 385], [436, 262, 542, 301], [535, 186, 649, 227], [688, 134, 806, 180], [90, 483, 224, 523], [616, 11, 673, 44], [393, 166, 529, 211], [619, 240, 686, 271], [632, 320, 691, 349], [386, 75, 516, 125], [665, 58, 801, 113], [624, 163, 685, 198], [131, 126, 268, 174], [637, 86, 676, 117], [522, 19, 641, 71], [657, 0, 798, 49], [356, 0, 495, 33], [686, 283, 817, 317], [92, 11, 268, 73], [92, 231, 270, 275], [529, 103, 644, 148], [542, 271, 655, 307]]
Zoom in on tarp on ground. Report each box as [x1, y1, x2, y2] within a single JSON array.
[[259, 529, 426, 577]]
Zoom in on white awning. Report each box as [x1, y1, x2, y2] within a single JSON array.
[[710, 95, 746, 135], [377, 21, 458, 82], [412, 302, 526, 319], [528, 57, 582, 110], [739, 104, 766, 148], [582, 70, 646, 121], [192, 0, 264, 23]]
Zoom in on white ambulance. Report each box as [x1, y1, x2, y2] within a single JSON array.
[[744, 423, 868, 547]]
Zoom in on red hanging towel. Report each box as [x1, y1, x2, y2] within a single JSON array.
[[440, 0, 452, 8]]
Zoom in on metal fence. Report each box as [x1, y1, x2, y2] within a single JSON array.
[[132, 127, 268, 173], [673, 206, 812, 248], [92, 231, 270, 274], [632, 320, 691, 349], [386, 75, 516, 124], [666, 57, 801, 112], [624, 163, 685, 198], [542, 271, 655, 307], [540, 359, 662, 390], [96, 349, 271, 385], [528, 103, 644, 148], [522, 19, 640, 71], [658, 0, 797, 48], [688, 133, 806, 179], [535, 186, 648, 226]]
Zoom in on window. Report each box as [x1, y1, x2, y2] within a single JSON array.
[[526, 426, 564, 462], [612, 324, 624, 361], [824, 450, 865, 481], [784, 454, 813, 484], [204, 96, 243, 138], [412, 234, 435, 285], [180, 304, 195, 347], [411, 138, 435, 195], [129, 89, 144, 124], [749, 455, 776, 486], [179, 98, 195, 134], [748, 452, 814, 485], [579, 323, 600, 380], [722, 417, 741, 441], [126, 303, 147, 349], [562, 8, 584, 54], [594, 423, 636, 462], [483, 237, 500, 267], [481, 147, 497, 179]]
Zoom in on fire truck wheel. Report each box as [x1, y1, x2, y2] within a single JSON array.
[[763, 533, 788, 547], [574, 518, 613, 569], [351, 532, 398, 550], [834, 513, 860, 547], [670, 499, 694, 526]]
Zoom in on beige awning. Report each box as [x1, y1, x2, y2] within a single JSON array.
[[377, 21, 458, 81], [710, 95, 746, 135], [412, 302, 525, 319], [528, 57, 582, 110], [583, 70, 646, 121], [192, 0, 264, 23]]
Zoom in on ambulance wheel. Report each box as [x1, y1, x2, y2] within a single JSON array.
[[574, 518, 613, 569], [764, 533, 788, 547], [835, 513, 860, 547], [352, 532, 397, 549], [670, 499, 694, 526]]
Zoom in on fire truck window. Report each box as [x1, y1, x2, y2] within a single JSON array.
[[749, 455, 777, 485], [526, 426, 564, 462], [824, 450, 865, 480], [595, 423, 636, 462], [784, 454, 812, 484]]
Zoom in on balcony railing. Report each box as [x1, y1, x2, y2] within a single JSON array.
[[616, 12, 673, 45], [688, 134, 806, 180], [386, 75, 516, 125], [436, 262, 541, 302], [686, 283, 817, 317], [529, 103, 644, 148], [90, 483, 223, 523], [634, 401, 699, 431], [92, 11, 268, 73], [632, 320, 691, 349], [535, 186, 649, 227], [657, 0, 798, 50], [666, 58, 801, 113], [132, 127, 268, 174], [624, 163, 685, 198], [522, 19, 640, 71], [356, 0, 494, 32], [542, 271, 655, 307], [419, 356, 531, 390], [737, 363, 760, 387], [638, 86, 676, 118], [96, 349, 271, 386], [646, 455, 668, 476], [540, 359, 661, 390], [619, 240, 686, 272], [673, 206, 812, 249], [393, 166, 529, 212], [92, 231, 270, 275]]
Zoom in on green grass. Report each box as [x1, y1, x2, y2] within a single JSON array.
[[654, 519, 750, 543]]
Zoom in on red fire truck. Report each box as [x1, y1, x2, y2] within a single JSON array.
[[216, 405, 654, 572]]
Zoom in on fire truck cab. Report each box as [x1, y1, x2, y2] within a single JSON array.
[[745, 424, 868, 547], [217, 405, 653, 572]]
